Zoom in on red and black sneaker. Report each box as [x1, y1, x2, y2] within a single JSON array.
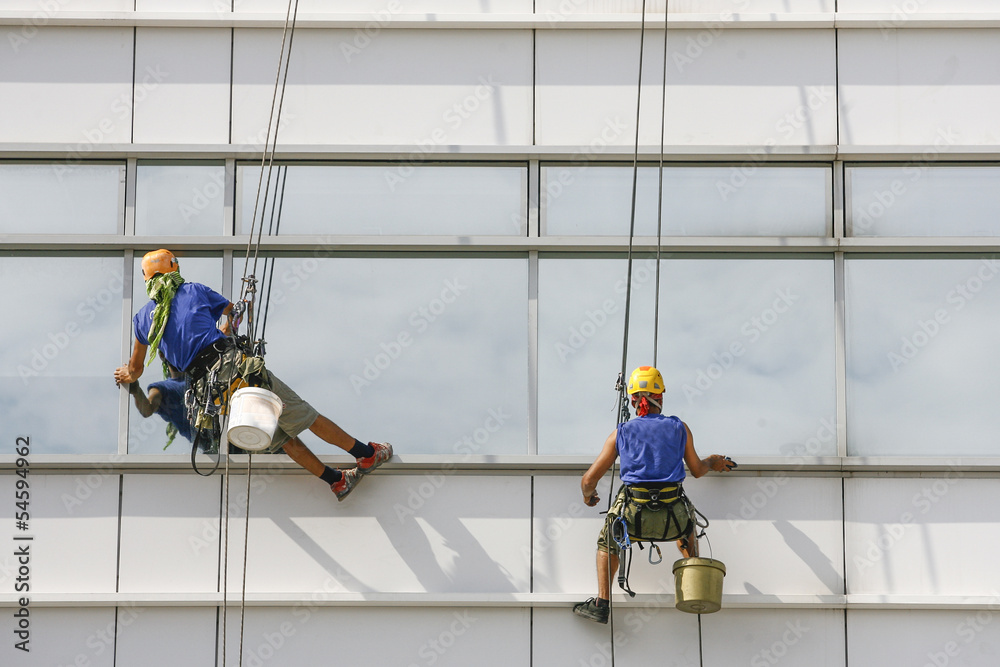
[[331, 467, 362, 501], [356, 442, 393, 476]]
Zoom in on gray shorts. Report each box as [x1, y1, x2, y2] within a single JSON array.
[[261, 372, 319, 453]]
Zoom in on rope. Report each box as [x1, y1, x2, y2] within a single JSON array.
[[237, 453, 254, 667], [222, 1, 299, 664], [608, 2, 671, 665], [241, 0, 301, 306]]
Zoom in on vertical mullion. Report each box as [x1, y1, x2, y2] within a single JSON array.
[[528, 250, 539, 456], [119, 158, 137, 456]]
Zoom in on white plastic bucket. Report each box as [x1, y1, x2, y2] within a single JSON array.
[[226, 387, 283, 452]]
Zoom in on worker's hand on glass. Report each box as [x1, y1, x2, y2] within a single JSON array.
[[114, 365, 135, 386], [708, 455, 737, 472]]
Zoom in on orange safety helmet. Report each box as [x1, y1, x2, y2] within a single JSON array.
[[141, 249, 179, 281]]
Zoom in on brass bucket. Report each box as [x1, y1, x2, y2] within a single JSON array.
[[672, 557, 726, 614]]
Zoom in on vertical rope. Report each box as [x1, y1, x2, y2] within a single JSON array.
[[221, 443, 231, 666], [653, 0, 670, 368], [609, 3, 649, 665], [240, 0, 301, 304], [237, 453, 253, 667]]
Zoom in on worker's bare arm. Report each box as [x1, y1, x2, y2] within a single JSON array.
[[114, 339, 149, 385], [581, 430, 619, 506], [219, 302, 234, 336]]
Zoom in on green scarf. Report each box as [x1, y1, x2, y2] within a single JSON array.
[[145, 271, 185, 449], [144, 271, 185, 367]]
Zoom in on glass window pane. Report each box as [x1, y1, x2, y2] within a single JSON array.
[[0, 163, 122, 234], [849, 166, 1000, 237], [127, 255, 224, 454], [846, 257, 1000, 456], [238, 164, 526, 236], [542, 165, 831, 237], [538, 256, 836, 457], [237, 256, 528, 455], [135, 162, 227, 236], [0, 254, 124, 454]]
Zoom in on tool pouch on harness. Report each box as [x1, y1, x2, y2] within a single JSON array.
[[620, 484, 692, 543]]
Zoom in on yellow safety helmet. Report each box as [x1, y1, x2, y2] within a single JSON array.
[[627, 366, 664, 395], [141, 249, 179, 281]]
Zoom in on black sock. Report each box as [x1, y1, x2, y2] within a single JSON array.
[[320, 466, 342, 485], [596, 598, 609, 608], [348, 440, 374, 459]]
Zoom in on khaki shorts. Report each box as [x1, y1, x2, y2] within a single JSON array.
[[260, 372, 320, 453], [597, 485, 694, 555]]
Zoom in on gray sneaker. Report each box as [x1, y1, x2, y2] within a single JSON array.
[[332, 467, 362, 501], [573, 598, 609, 624]]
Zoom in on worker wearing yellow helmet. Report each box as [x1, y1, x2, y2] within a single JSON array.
[[573, 365, 737, 624], [114, 249, 393, 500]]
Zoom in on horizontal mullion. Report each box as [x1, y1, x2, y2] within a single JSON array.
[[2, 11, 1000, 29], [3, 455, 1000, 475], [2, 592, 999, 610]]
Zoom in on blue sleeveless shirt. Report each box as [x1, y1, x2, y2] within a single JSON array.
[[133, 282, 229, 372], [616, 414, 687, 485]]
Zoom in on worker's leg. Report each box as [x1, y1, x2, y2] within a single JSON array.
[[282, 437, 325, 477], [307, 414, 357, 452], [597, 548, 619, 601]]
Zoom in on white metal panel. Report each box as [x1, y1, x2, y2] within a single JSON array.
[[2, 0, 131, 8], [231, 28, 532, 146], [846, 477, 1000, 596], [693, 476, 844, 598], [118, 474, 222, 594], [115, 607, 217, 667], [234, 0, 533, 11], [535, 29, 837, 147], [0, 27, 133, 144], [532, 474, 614, 595], [0, 474, 119, 594], [840, 0, 1000, 11], [537, 0, 832, 13], [703, 609, 846, 667], [223, 474, 531, 594], [221, 606, 529, 666], [136, 0, 235, 9], [7, 608, 116, 667], [132, 28, 232, 144], [847, 609, 1000, 667], [839, 29, 1000, 146], [534, 606, 701, 666]]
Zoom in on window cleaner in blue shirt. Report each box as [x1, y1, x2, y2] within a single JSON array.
[[114, 249, 392, 500], [573, 366, 737, 624]]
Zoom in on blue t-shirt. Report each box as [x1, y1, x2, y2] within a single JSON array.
[[617, 414, 687, 485], [134, 282, 229, 372], [148, 378, 193, 442]]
